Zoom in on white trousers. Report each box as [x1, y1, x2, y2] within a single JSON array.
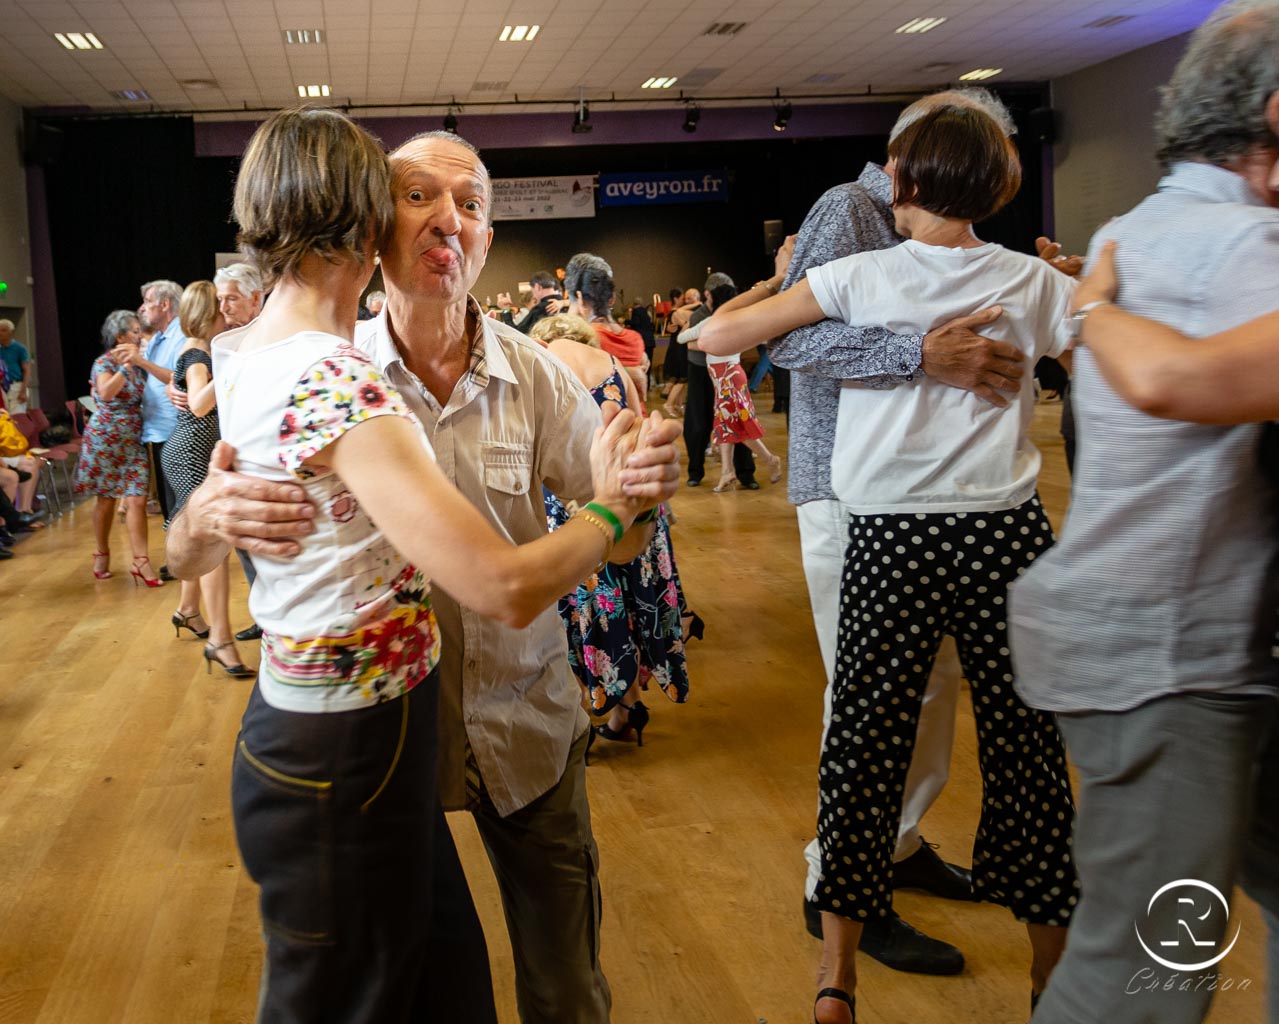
[[798, 499, 958, 898], [4, 383, 27, 414]]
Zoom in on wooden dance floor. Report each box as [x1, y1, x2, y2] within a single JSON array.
[[0, 399, 1266, 1023]]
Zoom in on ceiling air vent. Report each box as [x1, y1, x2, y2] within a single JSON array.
[[1084, 15, 1135, 27], [703, 22, 748, 36], [804, 73, 844, 84], [472, 80, 510, 92], [678, 67, 725, 87]]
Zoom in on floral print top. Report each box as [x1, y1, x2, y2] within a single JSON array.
[[213, 329, 440, 713]]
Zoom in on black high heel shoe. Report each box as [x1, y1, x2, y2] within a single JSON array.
[[172, 610, 210, 639], [204, 641, 255, 679], [814, 987, 855, 1023], [683, 612, 705, 642], [594, 701, 650, 747]]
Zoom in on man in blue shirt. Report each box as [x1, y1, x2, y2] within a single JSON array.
[[0, 319, 30, 412], [136, 279, 186, 526]]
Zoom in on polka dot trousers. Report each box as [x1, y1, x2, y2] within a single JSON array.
[[812, 496, 1079, 927]]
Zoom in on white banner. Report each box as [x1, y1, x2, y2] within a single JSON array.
[[492, 175, 595, 221]]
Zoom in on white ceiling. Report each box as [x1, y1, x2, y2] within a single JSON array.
[[0, 0, 1216, 118]]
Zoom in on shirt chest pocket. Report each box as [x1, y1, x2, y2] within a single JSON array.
[[481, 441, 533, 496]]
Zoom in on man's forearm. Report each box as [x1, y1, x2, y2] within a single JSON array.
[[136, 357, 173, 384], [166, 505, 230, 579]]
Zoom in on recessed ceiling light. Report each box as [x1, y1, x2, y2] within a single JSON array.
[[296, 84, 331, 98], [499, 24, 540, 42], [55, 32, 103, 50], [642, 76, 678, 89], [703, 21, 748, 36], [804, 72, 843, 84], [283, 29, 325, 45], [181, 78, 219, 90], [958, 68, 1003, 81], [895, 17, 948, 34], [110, 88, 150, 101], [922, 61, 955, 73]]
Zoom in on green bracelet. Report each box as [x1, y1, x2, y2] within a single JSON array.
[[583, 502, 624, 543]]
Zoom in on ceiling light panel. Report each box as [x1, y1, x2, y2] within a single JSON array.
[[500, 25, 540, 42], [895, 17, 948, 34], [56, 32, 104, 50], [111, 88, 150, 101], [296, 84, 332, 97], [641, 76, 677, 89], [283, 29, 325, 45], [958, 68, 1003, 81]]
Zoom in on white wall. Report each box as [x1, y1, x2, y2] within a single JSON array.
[[1051, 32, 1191, 255]]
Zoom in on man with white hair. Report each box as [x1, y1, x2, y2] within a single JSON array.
[[0, 319, 30, 412], [136, 278, 187, 528], [1012, 4, 1279, 1020], [213, 262, 264, 328], [362, 289, 386, 319]]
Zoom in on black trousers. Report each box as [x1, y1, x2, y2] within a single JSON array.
[[232, 672, 494, 1023], [684, 361, 755, 483], [147, 440, 178, 523]]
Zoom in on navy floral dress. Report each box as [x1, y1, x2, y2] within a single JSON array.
[[544, 363, 691, 714]]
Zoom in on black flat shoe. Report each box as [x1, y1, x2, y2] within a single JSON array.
[[813, 987, 855, 1024], [893, 838, 975, 901], [236, 623, 264, 642], [860, 910, 965, 975]]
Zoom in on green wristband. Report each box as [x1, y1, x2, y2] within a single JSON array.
[[583, 502, 624, 543]]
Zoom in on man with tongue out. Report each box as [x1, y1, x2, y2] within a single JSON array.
[[175, 129, 682, 1023]]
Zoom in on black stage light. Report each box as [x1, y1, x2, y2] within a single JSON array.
[[772, 100, 792, 132], [443, 110, 458, 132], [572, 101, 592, 133], [682, 103, 700, 134]]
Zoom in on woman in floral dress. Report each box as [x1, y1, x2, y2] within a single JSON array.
[[532, 312, 691, 748], [76, 309, 161, 585]]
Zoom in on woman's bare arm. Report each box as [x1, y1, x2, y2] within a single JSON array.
[[699, 280, 827, 356]]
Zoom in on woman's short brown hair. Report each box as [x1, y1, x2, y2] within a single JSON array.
[[887, 105, 1022, 223], [179, 280, 219, 341], [233, 106, 393, 286], [530, 314, 600, 348]]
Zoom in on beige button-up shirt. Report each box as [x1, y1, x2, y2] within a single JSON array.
[[355, 300, 601, 816]]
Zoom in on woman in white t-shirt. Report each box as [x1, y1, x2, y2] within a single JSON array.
[[216, 107, 661, 1022], [702, 105, 1079, 1024]]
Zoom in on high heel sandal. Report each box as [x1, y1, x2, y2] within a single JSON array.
[[92, 551, 112, 579], [712, 475, 737, 493], [172, 610, 210, 639], [814, 987, 856, 1024], [594, 701, 650, 747], [683, 612, 705, 642], [768, 453, 784, 483], [203, 641, 255, 679], [130, 556, 164, 588]]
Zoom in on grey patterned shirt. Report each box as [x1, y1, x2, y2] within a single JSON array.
[[770, 164, 924, 504], [1010, 162, 1279, 713]]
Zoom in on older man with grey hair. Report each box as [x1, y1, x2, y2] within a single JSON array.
[[136, 278, 186, 526], [1010, 4, 1279, 1021], [213, 262, 264, 329]]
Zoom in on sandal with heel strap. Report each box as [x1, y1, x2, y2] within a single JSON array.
[[130, 556, 164, 588], [92, 551, 112, 579], [172, 609, 210, 639], [203, 641, 255, 679], [814, 987, 855, 1024]]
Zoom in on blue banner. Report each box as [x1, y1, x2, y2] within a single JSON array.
[[598, 169, 730, 207]]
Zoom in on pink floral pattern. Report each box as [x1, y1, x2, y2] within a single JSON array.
[[75, 354, 149, 497]]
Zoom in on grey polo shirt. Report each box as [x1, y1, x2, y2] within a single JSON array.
[[1011, 162, 1279, 713]]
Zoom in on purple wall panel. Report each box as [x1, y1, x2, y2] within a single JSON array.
[[195, 102, 905, 158]]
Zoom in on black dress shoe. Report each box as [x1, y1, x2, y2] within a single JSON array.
[[0, 528, 14, 547], [893, 839, 976, 901], [0, 547, 12, 560], [158, 563, 176, 582], [687, 477, 702, 487], [803, 902, 964, 975], [236, 623, 264, 642], [16, 510, 44, 527], [740, 480, 760, 490]]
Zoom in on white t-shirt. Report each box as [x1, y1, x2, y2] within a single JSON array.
[[214, 326, 441, 713], [807, 239, 1074, 514]]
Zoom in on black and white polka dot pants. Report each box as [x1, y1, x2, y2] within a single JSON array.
[[812, 496, 1079, 927]]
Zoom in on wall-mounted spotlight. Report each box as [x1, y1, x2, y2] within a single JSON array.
[[572, 87, 592, 134], [682, 102, 701, 134], [772, 98, 792, 132]]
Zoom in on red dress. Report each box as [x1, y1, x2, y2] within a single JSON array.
[[709, 357, 764, 445]]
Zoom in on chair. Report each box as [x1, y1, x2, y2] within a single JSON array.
[[14, 410, 76, 510]]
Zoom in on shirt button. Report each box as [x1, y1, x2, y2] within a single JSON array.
[[467, 658, 477, 671]]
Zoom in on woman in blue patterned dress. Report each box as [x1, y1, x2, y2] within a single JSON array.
[[75, 309, 162, 586], [532, 313, 691, 747]]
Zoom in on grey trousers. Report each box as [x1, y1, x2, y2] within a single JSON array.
[[1032, 692, 1278, 1024], [472, 727, 612, 1024]]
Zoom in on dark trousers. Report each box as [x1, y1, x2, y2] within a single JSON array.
[[684, 361, 755, 483], [232, 672, 493, 1023], [147, 439, 178, 523]]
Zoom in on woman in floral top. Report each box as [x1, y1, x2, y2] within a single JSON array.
[[75, 309, 161, 584], [208, 107, 660, 1021]]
